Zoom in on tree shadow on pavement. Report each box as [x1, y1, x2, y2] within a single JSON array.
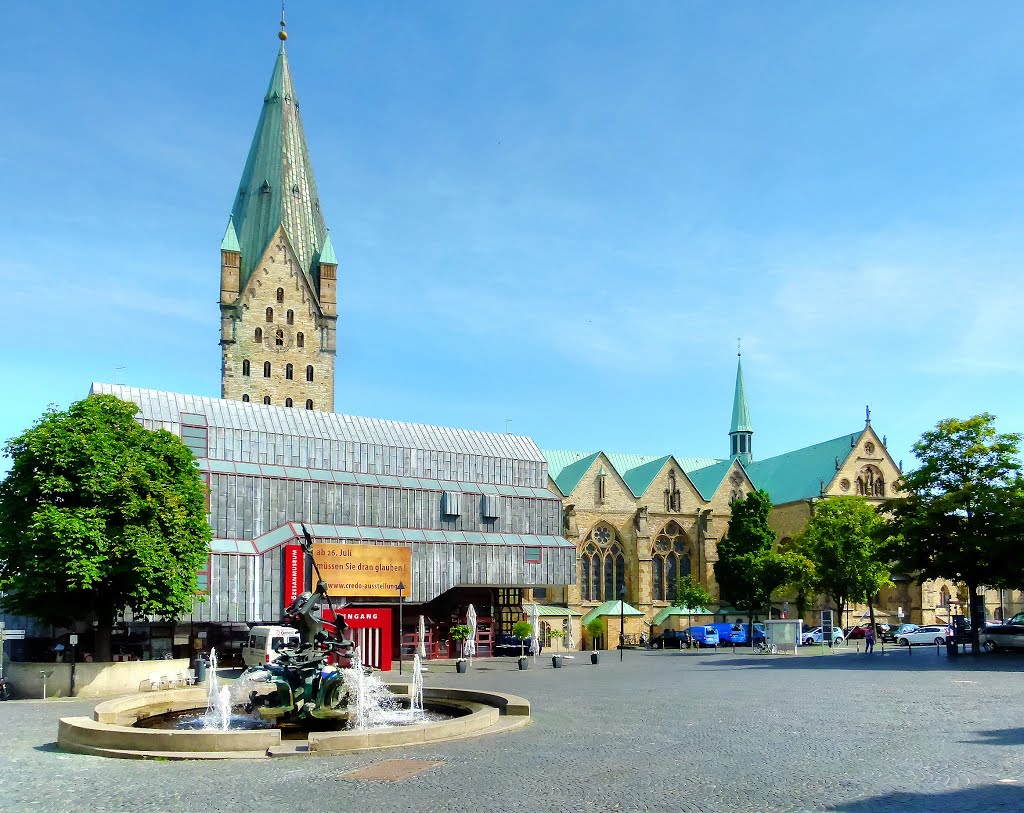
[[694, 651, 1024, 674], [963, 727, 1024, 746], [830, 783, 1024, 812]]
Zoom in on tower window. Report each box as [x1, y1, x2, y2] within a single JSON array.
[[254, 327, 263, 343], [263, 396, 271, 405], [275, 329, 284, 347], [242, 394, 250, 402], [242, 360, 250, 377], [305, 399, 313, 410], [286, 363, 294, 380], [296, 332, 304, 348], [306, 365, 314, 382], [263, 361, 271, 377], [276, 288, 284, 303], [265, 307, 273, 323], [286, 309, 294, 325], [285, 398, 293, 407]]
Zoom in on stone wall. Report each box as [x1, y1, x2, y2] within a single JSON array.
[[222, 226, 335, 411]]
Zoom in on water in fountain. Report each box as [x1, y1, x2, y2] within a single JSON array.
[[340, 646, 418, 729], [410, 654, 425, 718]]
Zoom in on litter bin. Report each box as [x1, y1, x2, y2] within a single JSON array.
[[945, 635, 957, 657], [195, 655, 208, 683]]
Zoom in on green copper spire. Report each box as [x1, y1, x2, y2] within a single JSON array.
[[230, 43, 328, 294], [220, 214, 240, 252], [319, 230, 337, 265], [729, 352, 753, 464]]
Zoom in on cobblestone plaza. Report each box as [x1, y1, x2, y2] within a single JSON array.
[[1, 648, 1022, 812]]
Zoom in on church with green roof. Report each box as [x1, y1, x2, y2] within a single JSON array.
[[538, 353, 910, 638]]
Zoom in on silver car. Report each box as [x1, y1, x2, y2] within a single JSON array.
[[981, 622, 1024, 652]]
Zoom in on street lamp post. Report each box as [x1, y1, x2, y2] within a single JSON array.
[[397, 581, 406, 676], [619, 585, 626, 663]]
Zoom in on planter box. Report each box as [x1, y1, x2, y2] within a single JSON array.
[[456, 660, 467, 674], [517, 657, 529, 671], [591, 652, 599, 665], [551, 656, 563, 669]]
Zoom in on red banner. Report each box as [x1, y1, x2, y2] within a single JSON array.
[[321, 607, 393, 672], [283, 544, 305, 609]]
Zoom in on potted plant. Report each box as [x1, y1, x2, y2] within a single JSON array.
[[549, 628, 565, 668], [585, 618, 604, 665], [513, 620, 533, 670], [450, 624, 472, 673]]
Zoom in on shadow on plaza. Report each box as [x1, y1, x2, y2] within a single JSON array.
[[647, 647, 1024, 674], [829, 783, 1024, 812], [963, 727, 1024, 746]]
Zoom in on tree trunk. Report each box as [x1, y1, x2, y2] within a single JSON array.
[[95, 620, 113, 662], [967, 582, 982, 655]]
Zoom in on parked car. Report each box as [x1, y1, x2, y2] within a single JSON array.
[[652, 629, 692, 649], [688, 625, 720, 647], [886, 624, 920, 642], [802, 626, 845, 646], [711, 623, 747, 645], [242, 625, 301, 667], [981, 622, 1024, 652], [895, 625, 950, 646], [845, 623, 890, 640]]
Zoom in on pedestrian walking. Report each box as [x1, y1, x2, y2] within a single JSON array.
[[865, 626, 875, 654]]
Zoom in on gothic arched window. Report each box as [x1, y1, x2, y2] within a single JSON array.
[[652, 521, 693, 603], [286, 309, 294, 325], [306, 365, 314, 382], [285, 364, 294, 380], [265, 307, 273, 323], [254, 327, 263, 343], [580, 525, 625, 602], [276, 288, 284, 303], [296, 332, 304, 348], [242, 360, 250, 377], [305, 399, 313, 410], [285, 398, 293, 407], [263, 361, 271, 378]]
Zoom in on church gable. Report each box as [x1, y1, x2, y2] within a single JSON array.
[[642, 458, 706, 513], [828, 425, 901, 501]]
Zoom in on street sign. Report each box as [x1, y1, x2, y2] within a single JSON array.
[[0, 629, 25, 640], [898, 606, 905, 619], [69, 634, 79, 646]]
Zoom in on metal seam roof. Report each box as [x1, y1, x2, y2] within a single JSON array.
[[91, 383, 548, 465]]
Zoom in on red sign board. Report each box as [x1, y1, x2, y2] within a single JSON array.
[[321, 607, 393, 672], [283, 544, 305, 608]]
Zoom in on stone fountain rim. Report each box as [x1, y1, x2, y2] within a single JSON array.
[[57, 683, 530, 760]]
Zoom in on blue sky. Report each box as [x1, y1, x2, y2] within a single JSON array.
[[5, 2, 1024, 474]]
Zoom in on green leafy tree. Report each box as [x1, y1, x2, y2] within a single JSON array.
[[0, 395, 212, 660], [796, 496, 891, 631], [673, 576, 713, 631], [715, 489, 811, 639], [884, 414, 1022, 653]]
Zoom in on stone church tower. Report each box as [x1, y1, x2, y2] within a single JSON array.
[[219, 30, 337, 412]]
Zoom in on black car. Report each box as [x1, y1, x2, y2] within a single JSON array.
[[652, 629, 692, 649]]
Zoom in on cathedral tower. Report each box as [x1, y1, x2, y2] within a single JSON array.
[[220, 27, 337, 412], [729, 352, 753, 465]]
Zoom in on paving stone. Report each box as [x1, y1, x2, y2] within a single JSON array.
[[1, 648, 1023, 812]]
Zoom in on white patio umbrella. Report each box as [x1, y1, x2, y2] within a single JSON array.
[[465, 604, 477, 663], [529, 603, 541, 660], [563, 615, 576, 652], [417, 615, 427, 659]]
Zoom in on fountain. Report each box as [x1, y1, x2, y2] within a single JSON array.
[[56, 526, 531, 758]]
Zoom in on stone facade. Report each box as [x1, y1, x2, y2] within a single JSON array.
[[221, 226, 335, 411]]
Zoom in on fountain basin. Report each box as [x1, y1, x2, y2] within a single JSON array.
[[57, 684, 530, 760]]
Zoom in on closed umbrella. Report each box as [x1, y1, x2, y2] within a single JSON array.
[[465, 604, 477, 663], [529, 603, 541, 660], [563, 616, 575, 652], [417, 615, 427, 659]]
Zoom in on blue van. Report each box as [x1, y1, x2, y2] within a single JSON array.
[[711, 622, 747, 645], [688, 625, 720, 647]]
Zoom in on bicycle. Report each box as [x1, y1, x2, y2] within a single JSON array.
[[753, 640, 777, 654]]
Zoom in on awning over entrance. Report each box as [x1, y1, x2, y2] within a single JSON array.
[[522, 605, 581, 617], [652, 605, 711, 626], [581, 601, 644, 626]]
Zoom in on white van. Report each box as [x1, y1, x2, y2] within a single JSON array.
[[242, 626, 301, 667]]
